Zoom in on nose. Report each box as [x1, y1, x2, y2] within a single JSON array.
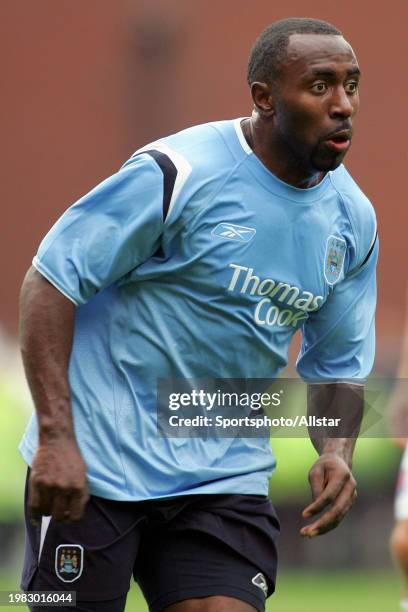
[[329, 86, 355, 119]]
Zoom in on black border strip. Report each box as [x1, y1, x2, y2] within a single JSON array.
[[137, 149, 178, 221], [359, 231, 378, 268]]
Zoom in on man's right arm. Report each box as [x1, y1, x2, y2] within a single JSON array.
[[20, 266, 89, 522], [19, 155, 174, 521]]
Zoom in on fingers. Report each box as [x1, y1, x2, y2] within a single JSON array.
[[28, 477, 89, 523], [67, 488, 90, 521], [28, 445, 89, 523], [302, 471, 349, 518], [300, 480, 357, 538], [28, 479, 42, 525], [29, 478, 57, 522], [52, 493, 73, 522], [306, 463, 325, 505], [52, 489, 89, 522]]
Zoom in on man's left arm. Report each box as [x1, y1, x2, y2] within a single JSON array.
[[300, 382, 363, 537], [296, 223, 378, 537]]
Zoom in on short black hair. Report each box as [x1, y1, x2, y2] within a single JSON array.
[[247, 17, 342, 85]]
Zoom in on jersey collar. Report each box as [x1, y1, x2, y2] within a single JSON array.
[[233, 117, 333, 204]]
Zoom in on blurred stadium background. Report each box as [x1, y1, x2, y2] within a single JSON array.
[[1, 0, 407, 610]]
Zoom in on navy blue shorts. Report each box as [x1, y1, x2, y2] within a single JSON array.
[[22, 471, 279, 612]]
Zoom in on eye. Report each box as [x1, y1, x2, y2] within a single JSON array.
[[311, 82, 328, 94], [345, 81, 359, 94]]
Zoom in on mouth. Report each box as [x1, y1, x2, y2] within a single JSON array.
[[324, 129, 352, 153]]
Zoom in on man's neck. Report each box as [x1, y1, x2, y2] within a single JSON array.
[[241, 117, 325, 189]]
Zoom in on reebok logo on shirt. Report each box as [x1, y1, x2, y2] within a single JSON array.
[[212, 223, 256, 242]]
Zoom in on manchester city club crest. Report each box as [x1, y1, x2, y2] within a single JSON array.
[[55, 544, 84, 583], [324, 235, 347, 285]]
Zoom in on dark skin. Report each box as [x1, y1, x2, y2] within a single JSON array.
[[20, 33, 362, 612], [241, 33, 361, 543], [20, 268, 89, 523], [242, 33, 360, 187]]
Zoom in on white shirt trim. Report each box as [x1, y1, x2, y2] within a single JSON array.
[[233, 117, 252, 155], [131, 142, 192, 222], [32, 258, 79, 305]]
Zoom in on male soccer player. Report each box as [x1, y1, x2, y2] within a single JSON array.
[[19, 17, 378, 612]]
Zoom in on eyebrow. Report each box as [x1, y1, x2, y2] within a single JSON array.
[[309, 67, 361, 78]]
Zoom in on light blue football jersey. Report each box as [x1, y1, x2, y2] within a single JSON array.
[[19, 118, 378, 500]]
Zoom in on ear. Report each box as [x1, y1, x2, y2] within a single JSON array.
[[250, 82, 275, 117]]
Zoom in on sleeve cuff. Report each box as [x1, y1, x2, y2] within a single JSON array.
[[32, 257, 80, 306]]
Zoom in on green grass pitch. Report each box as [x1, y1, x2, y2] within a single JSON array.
[[0, 570, 401, 611]]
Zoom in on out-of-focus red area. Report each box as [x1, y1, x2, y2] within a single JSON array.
[[2, 1, 407, 373]]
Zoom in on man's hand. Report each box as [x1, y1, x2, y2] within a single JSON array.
[[300, 452, 357, 538], [29, 438, 89, 523]]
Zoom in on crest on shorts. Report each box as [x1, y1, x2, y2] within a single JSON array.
[[55, 544, 84, 582], [324, 235, 347, 285]]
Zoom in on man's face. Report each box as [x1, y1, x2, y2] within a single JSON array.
[[272, 34, 360, 173]]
